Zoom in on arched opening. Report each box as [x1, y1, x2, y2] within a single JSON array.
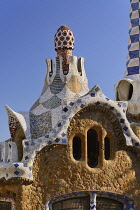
[[48, 191, 133, 210], [104, 137, 110, 160], [87, 129, 99, 168], [73, 136, 82, 160], [116, 80, 133, 101]]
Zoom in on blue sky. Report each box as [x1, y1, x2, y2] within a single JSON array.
[[0, 0, 130, 141]]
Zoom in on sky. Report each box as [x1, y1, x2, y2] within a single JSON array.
[[0, 0, 130, 141]]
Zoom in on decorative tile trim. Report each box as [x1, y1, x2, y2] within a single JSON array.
[[0, 85, 140, 181], [46, 190, 134, 210], [127, 0, 140, 75]]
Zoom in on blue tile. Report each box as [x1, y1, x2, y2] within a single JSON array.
[[123, 126, 128, 131], [125, 133, 130, 137], [129, 50, 139, 59], [77, 99, 82, 103], [14, 163, 19, 168], [69, 102, 74, 106], [91, 93, 95, 97], [14, 170, 19, 175], [45, 134, 49, 138], [25, 141, 29, 146], [120, 119, 125, 123], [25, 156, 29, 160], [62, 115, 66, 119], [30, 141, 36, 146], [106, 98, 110, 101], [61, 132, 66, 137], [24, 163, 27, 167], [55, 138, 60, 143], [80, 104, 85, 108], [62, 139, 67, 143], [131, 2, 139, 11], [131, 18, 139, 27], [58, 122, 62, 127], [128, 44, 131, 50], [130, 34, 139, 43], [95, 101, 100, 105], [127, 66, 139, 75], [117, 103, 121, 107], [63, 107, 68, 112]]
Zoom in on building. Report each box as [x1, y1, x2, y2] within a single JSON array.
[[0, 0, 140, 209]]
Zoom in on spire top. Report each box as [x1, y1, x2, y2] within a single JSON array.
[[54, 25, 74, 52], [54, 25, 75, 74]]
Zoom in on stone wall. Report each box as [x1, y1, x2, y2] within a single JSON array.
[[0, 143, 140, 209]]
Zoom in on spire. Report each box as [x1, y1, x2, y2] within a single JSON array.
[[54, 25, 74, 74], [126, 0, 140, 75]]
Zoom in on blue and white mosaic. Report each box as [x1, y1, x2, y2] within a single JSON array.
[[126, 0, 140, 75], [46, 190, 134, 210], [0, 84, 140, 181]]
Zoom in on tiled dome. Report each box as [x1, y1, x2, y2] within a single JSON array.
[[54, 25, 74, 51]]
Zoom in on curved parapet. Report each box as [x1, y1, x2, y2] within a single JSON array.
[[5, 106, 27, 161], [5, 105, 27, 139]]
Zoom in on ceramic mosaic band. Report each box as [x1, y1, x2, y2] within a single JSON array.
[[127, 0, 140, 75], [90, 192, 96, 210], [46, 190, 134, 210]]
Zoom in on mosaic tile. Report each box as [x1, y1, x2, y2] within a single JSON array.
[[63, 107, 68, 112], [42, 95, 61, 109], [50, 59, 65, 94], [30, 111, 52, 139], [14, 170, 19, 175]]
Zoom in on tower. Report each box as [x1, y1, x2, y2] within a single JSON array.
[[116, 0, 140, 114]]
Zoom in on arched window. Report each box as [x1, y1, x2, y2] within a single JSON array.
[[48, 191, 134, 210], [104, 137, 110, 160], [73, 136, 82, 160], [87, 129, 99, 168]]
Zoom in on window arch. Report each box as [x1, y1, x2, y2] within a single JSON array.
[[71, 125, 113, 168], [87, 129, 99, 168], [73, 136, 82, 160]]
